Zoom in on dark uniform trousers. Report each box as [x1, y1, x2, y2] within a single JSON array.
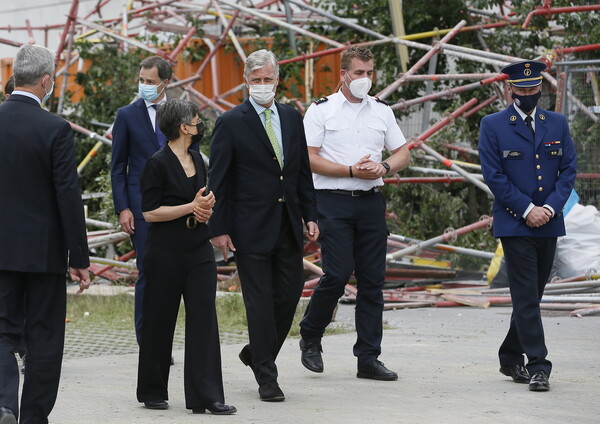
[[0, 271, 66, 424], [499, 236, 556, 376], [234, 208, 303, 385], [300, 190, 387, 365]]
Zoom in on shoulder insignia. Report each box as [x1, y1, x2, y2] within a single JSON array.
[[313, 97, 329, 105], [539, 114, 546, 120], [374, 97, 389, 106], [509, 115, 517, 122]]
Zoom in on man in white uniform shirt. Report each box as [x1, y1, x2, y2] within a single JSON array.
[[299, 46, 410, 381]]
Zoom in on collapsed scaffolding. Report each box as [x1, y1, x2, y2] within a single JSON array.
[[1, 0, 600, 316]]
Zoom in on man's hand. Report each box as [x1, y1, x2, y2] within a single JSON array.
[[211, 234, 236, 261], [119, 209, 135, 235], [70, 268, 91, 294], [525, 206, 552, 228], [352, 155, 386, 180], [305, 221, 319, 242]]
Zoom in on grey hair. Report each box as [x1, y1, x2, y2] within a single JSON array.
[[157, 99, 200, 141], [243, 49, 279, 79], [13, 44, 56, 87]]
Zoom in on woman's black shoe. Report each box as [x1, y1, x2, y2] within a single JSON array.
[[144, 400, 168, 410], [192, 402, 237, 415]]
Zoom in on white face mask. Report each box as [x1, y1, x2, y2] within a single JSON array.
[[249, 83, 276, 105], [43, 77, 55, 103], [345, 74, 372, 99]]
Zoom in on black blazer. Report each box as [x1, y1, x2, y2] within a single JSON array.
[[141, 145, 210, 242], [0, 94, 89, 273], [208, 100, 317, 254]]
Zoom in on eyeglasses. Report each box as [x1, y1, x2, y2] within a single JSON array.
[[184, 121, 204, 131]]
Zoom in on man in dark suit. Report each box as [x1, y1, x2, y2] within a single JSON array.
[[479, 60, 577, 392], [208, 49, 319, 402], [110, 56, 171, 345], [0, 44, 90, 424]]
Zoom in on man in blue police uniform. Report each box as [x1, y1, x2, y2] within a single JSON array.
[[478, 60, 576, 392], [299, 46, 410, 381]]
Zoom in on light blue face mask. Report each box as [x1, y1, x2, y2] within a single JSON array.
[[138, 80, 165, 102], [43, 78, 55, 103]]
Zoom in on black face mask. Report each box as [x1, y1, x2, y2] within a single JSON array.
[[511, 91, 541, 112], [191, 121, 205, 144]]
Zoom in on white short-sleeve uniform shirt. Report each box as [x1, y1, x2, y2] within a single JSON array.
[[303, 91, 406, 191]]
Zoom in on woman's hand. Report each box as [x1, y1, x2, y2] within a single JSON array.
[[191, 187, 215, 223]]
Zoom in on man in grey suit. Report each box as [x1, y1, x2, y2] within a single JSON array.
[[0, 44, 90, 424]]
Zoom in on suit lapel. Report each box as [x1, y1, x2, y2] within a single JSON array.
[[241, 100, 277, 158], [135, 99, 161, 151], [276, 102, 290, 168], [507, 104, 533, 143], [534, 108, 548, 149]]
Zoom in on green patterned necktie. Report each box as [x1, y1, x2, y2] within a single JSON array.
[[264, 109, 283, 168]]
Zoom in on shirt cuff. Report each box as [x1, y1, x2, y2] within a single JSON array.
[[543, 204, 555, 217], [522, 203, 535, 219]]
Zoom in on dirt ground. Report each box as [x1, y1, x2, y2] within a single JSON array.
[[46, 304, 599, 424]]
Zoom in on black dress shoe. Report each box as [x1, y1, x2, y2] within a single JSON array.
[[144, 400, 169, 410], [529, 370, 550, 392], [299, 339, 323, 373], [239, 344, 253, 370], [499, 364, 530, 384], [357, 360, 398, 381], [0, 407, 17, 424], [259, 381, 285, 402], [192, 402, 237, 415]]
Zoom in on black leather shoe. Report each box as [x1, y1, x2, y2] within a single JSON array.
[[192, 402, 237, 415], [239, 344, 254, 370], [144, 400, 169, 410], [299, 339, 323, 373], [259, 381, 285, 402], [0, 407, 17, 424], [357, 360, 398, 381], [529, 370, 550, 392], [499, 364, 530, 384]]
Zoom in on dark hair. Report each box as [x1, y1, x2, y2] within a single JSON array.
[[340, 46, 374, 71], [157, 99, 200, 141], [4, 75, 14, 95], [140, 56, 173, 81]]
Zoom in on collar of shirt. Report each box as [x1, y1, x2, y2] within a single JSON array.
[[144, 97, 167, 109], [145, 98, 167, 129], [514, 103, 537, 127], [249, 96, 277, 117], [11, 90, 42, 106]]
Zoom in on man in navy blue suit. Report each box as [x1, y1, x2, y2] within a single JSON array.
[[111, 56, 171, 345], [478, 60, 577, 392]]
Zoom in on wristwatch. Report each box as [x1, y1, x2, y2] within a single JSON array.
[[381, 161, 391, 174]]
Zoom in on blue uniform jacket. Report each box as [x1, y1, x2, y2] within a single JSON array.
[[478, 104, 577, 238], [110, 98, 163, 219]]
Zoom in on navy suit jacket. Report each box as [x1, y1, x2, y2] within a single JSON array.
[[111, 98, 165, 219], [0, 94, 89, 273], [478, 104, 577, 238], [208, 100, 317, 254]]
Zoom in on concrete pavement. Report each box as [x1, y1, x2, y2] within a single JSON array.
[[49, 305, 599, 423]]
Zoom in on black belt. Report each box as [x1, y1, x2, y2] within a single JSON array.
[[318, 187, 380, 197]]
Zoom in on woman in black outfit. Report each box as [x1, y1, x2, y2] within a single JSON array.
[[136, 99, 236, 415]]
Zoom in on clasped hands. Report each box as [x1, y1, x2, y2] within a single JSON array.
[[350, 154, 386, 180], [525, 206, 552, 228], [191, 186, 215, 223]]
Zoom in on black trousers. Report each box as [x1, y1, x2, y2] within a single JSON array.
[[300, 191, 387, 365], [0, 270, 66, 424], [137, 233, 224, 409], [499, 236, 556, 376], [234, 210, 303, 385]]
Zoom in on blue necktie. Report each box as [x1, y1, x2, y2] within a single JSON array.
[[151, 104, 167, 148]]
